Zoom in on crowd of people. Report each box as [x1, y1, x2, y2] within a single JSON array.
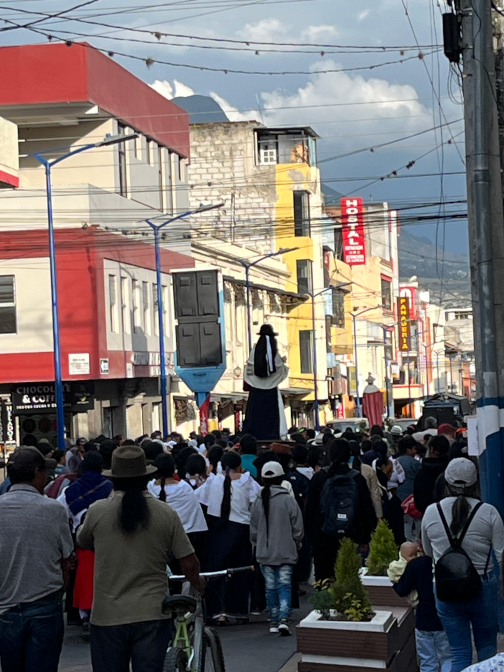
[[0, 416, 504, 672]]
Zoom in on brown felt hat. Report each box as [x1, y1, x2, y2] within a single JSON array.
[[270, 442, 292, 455], [103, 444, 157, 479]]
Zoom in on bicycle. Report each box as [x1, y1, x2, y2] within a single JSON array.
[[162, 566, 254, 672]]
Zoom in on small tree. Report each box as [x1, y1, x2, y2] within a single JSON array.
[[331, 538, 373, 621], [366, 519, 398, 576]]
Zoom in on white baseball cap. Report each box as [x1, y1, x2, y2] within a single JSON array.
[[445, 457, 478, 487], [261, 461, 285, 479]]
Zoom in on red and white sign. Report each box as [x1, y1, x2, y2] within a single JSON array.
[[341, 197, 366, 265], [399, 285, 418, 320]]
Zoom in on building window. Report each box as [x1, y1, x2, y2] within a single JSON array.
[[296, 259, 312, 295], [334, 227, 344, 261], [109, 274, 118, 333], [153, 283, 159, 336], [332, 289, 345, 328], [299, 330, 313, 374], [121, 276, 130, 334], [132, 279, 141, 332], [118, 123, 128, 197], [142, 281, 150, 335], [381, 277, 392, 310], [294, 191, 310, 237], [0, 275, 16, 334]]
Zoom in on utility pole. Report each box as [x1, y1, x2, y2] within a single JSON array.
[[454, 0, 504, 514]]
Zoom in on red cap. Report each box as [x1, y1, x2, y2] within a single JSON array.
[[438, 423, 456, 437]]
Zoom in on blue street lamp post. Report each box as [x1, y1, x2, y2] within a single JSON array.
[[35, 133, 137, 449], [237, 248, 298, 352], [301, 283, 352, 431], [146, 204, 224, 438]]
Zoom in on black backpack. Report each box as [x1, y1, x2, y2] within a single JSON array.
[[435, 501, 486, 603], [286, 470, 310, 511], [319, 469, 359, 537]]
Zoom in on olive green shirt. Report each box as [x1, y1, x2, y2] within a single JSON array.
[[77, 491, 194, 626]]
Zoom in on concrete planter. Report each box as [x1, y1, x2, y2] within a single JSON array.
[[297, 607, 417, 672], [360, 571, 410, 608]]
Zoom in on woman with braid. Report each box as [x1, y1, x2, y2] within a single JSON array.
[[199, 451, 261, 623], [148, 454, 208, 568], [250, 461, 304, 637]]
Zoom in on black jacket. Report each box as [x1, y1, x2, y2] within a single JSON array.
[[393, 555, 444, 631], [305, 464, 376, 546], [413, 458, 448, 514]]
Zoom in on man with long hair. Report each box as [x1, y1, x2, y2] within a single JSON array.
[[77, 445, 205, 672]]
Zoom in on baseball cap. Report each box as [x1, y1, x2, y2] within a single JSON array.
[[8, 446, 53, 471], [445, 457, 478, 487], [76, 437, 87, 445], [390, 426, 403, 437], [438, 423, 456, 437], [261, 461, 285, 479]]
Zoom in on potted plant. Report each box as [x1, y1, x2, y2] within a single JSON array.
[[297, 539, 417, 672], [361, 519, 408, 608]]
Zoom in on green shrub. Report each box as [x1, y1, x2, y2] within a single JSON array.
[[331, 538, 373, 621], [366, 519, 398, 576], [310, 538, 373, 622]]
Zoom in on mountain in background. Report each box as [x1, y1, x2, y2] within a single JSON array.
[[172, 95, 229, 124], [398, 228, 470, 307]]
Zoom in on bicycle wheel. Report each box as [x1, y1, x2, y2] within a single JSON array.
[[163, 646, 188, 672], [201, 627, 226, 672]]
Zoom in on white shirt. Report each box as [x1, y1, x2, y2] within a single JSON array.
[[57, 490, 86, 533], [200, 471, 261, 525], [297, 466, 314, 480], [412, 428, 437, 443], [147, 479, 208, 534]]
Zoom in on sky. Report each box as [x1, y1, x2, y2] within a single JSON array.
[[0, 0, 468, 254]]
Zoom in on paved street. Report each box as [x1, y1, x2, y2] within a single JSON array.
[[58, 598, 312, 672]]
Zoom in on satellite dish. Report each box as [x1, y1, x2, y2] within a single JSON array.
[[409, 275, 417, 283]]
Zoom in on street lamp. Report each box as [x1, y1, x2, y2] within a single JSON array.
[[237, 247, 298, 352], [350, 305, 382, 418], [145, 203, 224, 437], [34, 133, 138, 449], [381, 324, 394, 418]]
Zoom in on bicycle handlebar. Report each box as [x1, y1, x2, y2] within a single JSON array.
[[169, 565, 255, 581]]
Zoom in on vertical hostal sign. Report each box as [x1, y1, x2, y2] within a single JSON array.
[[341, 197, 366, 265]]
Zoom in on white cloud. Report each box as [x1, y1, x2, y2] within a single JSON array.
[[209, 92, 259, 122], [300, 25, 338, 41], [173, 80, 196, 98], [257, 60, 438, 151], [150, 79, 174, 100], [149, 79, 195, 100], [357, 9, 370, 21], [237, 18, 290, 42]]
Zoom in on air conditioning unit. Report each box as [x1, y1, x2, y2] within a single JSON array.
[[260, 148, 277, 164]]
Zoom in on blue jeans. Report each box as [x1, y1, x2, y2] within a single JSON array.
[[416, 629, 451, 672], [0, 590, 64, 672], [260, 564, 293, 624], [435, 573, 498, 672]]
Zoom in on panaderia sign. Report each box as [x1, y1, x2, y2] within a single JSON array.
[[398, 297, 411, 352]]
